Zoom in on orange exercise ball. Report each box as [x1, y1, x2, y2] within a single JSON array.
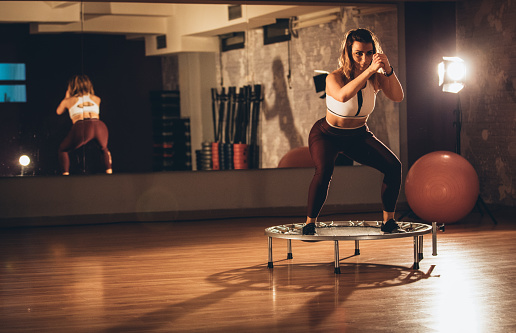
[[277, 147, 314, 168], [405, 151, 479, 224]]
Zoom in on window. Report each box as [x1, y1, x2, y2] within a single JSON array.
[[0, 63, 27, 102], [220, 32, 245, 52], [228, 5, 242, 20], [263, 19, 291, 45]]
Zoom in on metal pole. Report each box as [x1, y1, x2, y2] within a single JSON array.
[[268, 237, 273, 268], [211, 88, 218, 141], [432, 222, 438, 256], [354, 240, 360, 255], [413, 236, 420, 270], [418, 235, 424, 260], [334, 240, 341, 274], [287, 239, 293, 259]]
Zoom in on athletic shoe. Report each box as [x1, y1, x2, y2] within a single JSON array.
[[381, 219, 402, 233], [302, 223, 316, 235]]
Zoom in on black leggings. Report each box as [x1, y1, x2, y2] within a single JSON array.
[[307, 118, 401, 218], [58, 119, 111, 173]]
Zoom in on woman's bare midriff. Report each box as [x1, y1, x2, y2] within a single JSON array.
[[71, 112, 99, 124], [325, 111, 368, 129]]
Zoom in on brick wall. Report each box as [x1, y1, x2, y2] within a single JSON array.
[[457, 0, 516, 206]]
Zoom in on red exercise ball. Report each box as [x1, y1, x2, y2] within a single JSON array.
[[405, 151, 479, 223], [277, 147, 314, 168]]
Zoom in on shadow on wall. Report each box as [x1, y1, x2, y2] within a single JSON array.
[[263, 57, 304, 150]]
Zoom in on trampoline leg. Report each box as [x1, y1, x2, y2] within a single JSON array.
[[354, 240, 360, 255], [334, 240, 341, 274], [432, 222, 438, 256], [287, 239, 293, 259], [268, 237, 273, 268], [418, 235, 424, 260], [413, 236, 420, 270]]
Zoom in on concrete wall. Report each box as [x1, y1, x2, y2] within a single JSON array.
[[457, 0, 516, 206]]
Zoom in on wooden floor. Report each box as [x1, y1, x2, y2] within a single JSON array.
[[1, 206, 515, 332]]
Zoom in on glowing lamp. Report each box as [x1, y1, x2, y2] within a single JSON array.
[[19, 155, 30, 166], [438, 57, 466, 93]]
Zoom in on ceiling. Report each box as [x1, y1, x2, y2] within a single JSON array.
[[0, 1, 396, 55]]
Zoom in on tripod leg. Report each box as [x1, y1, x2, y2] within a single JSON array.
[[477, 196, 498, 225]]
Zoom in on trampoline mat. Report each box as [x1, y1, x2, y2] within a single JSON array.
[[265, 221, 433, 241]]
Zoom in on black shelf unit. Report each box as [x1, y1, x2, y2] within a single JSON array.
[[150, 91, 192, 171]]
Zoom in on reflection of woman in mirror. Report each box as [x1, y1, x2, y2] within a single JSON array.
[[304, 28, 404, 235], [56, 75, 112, 175]]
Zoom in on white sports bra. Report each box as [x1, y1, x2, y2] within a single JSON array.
[[326, 82, 376, 119], [68, 95, 99, 120]]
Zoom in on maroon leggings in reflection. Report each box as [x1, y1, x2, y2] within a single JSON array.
[[58, 119, 111, 173], [307, 118, 401, 218]]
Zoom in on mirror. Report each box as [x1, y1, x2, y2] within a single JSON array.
[[0, 1, 399, 176]]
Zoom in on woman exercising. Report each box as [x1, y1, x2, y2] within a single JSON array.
[[303, 28, 404, 235], [56, 74, 112, 175]]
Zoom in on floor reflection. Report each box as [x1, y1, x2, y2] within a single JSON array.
[[206, 262, 435, 330]]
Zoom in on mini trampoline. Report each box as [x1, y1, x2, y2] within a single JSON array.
[[265, 221, 443, 273]]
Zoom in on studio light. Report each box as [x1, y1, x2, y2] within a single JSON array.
[[438, 56, 466, 93], [18, 154, 33, 176], [19, 155, 30, 166], [436, 56, 497, 224], [313, 70, 329, 98]]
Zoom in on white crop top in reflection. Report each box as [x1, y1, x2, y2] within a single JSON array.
[[68, 95, 99, 120], [326, 82, 376, 118]]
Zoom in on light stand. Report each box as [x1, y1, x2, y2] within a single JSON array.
[[453, 96, 462, 155], [439, 57, 497, 225]]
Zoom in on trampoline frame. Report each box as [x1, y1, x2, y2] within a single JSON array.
[[265, 221, 442, 273]]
